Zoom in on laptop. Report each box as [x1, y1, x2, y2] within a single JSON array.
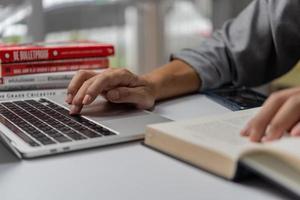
[[0, 95, 170, 158]]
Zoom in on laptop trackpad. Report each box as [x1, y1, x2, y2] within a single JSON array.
[[80, 100, 170, 136], [50, 96, 171, 136], [99, 113, 170, 136]]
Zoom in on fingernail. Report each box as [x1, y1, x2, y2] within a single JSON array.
[[65, 94, 73, 104], [261, 136, 269, 142], [82, 95, 92, 105], [249, 128, 264, 143], [291, 129, 300, 136], [263, 125, 274, 141], [291, 131, 298, 137], [70, 105, 81, 114], [262, 135, 274, 142], [240, 127, 249, 136], [261, 127, 271, 141]]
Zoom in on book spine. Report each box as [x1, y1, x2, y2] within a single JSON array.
[[1, 58, 109, 76], [0, 82, 69, 91], [0, 69, 105, 91], [0, 89, 67, 100], [0, 46, 114, 63], [0, 79, 70, 91], [0, 72, 74, 86]]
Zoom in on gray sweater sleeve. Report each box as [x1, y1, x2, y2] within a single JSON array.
[[172, 0, 300, 90]]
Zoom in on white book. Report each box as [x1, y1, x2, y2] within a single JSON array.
[[0, 88, 67, 101], [0, 69, 105, 91], [145, 108, 300, 197]]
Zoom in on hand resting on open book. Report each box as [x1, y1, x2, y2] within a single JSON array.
[[241, 87, 300, 142]]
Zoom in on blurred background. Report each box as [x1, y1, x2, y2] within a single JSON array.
[[0, 0, 299, 91]]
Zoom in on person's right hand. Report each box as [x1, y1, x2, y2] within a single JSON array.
[[66, 68, 156, 114], [240, 86, 300, 142]]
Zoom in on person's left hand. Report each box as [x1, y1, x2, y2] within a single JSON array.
[[240, 87, 300, 142]]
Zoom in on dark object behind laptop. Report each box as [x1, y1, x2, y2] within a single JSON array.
[[204, 87, 266, 111]]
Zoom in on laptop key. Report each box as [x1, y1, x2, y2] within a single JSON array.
[[40, 139, 56, 145], [53, 136, 71, 143], [64, 130, 86, 140], [80, 129, 102, 138]]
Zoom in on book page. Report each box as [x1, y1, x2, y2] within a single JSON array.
[[172, 108, 261, 160], [146, 107, 264, 179], [260, 138, 300, 169]]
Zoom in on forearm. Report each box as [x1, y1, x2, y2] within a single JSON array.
[[171, 1, 300, 90], [142, 59, 201, 101]]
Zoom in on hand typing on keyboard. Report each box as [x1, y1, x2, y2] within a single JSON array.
[[66, 69, 156, 115]]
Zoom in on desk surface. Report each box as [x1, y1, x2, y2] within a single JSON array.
[[0, 94, 291, 200]]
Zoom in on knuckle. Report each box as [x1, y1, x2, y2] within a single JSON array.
[[84, 77, 95, 87], [103, 68, 116, 76], [72, 97, 82, 105], [286, 95, 300, 106], [102, 70, 114, 78], [105, 67, 114, 73], [269, 91, 285, 103], [67, 85, 76, 94], [86, 88, 97, 97], [102, 73, 112, 83], [121, 68, 136, 83], [82, 80, 90, 87], [130, 73, 139, 83], [68, 78, 89, 94], [119, 68, 131, 76], [77, 69, 88, 76]]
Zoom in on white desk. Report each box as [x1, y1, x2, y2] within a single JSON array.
[[0, 94, 291, 200]]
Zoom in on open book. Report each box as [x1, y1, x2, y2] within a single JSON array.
[[145, 108, 300, 197]]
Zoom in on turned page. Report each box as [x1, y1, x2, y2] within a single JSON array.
[[258, 138, 300, 169], [156, 108, 261, 161], [146, 107, 264, 178]]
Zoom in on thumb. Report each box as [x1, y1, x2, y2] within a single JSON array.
[[106, 87, 154, 109]]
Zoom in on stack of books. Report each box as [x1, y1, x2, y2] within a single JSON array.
[[0, 41, 114, 91]]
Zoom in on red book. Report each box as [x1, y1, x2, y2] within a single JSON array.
[[0, 40, 114, 63], [0, 57, 109, 77]]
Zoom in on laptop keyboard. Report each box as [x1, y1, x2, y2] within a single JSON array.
[[0, 98, 116, 147]]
